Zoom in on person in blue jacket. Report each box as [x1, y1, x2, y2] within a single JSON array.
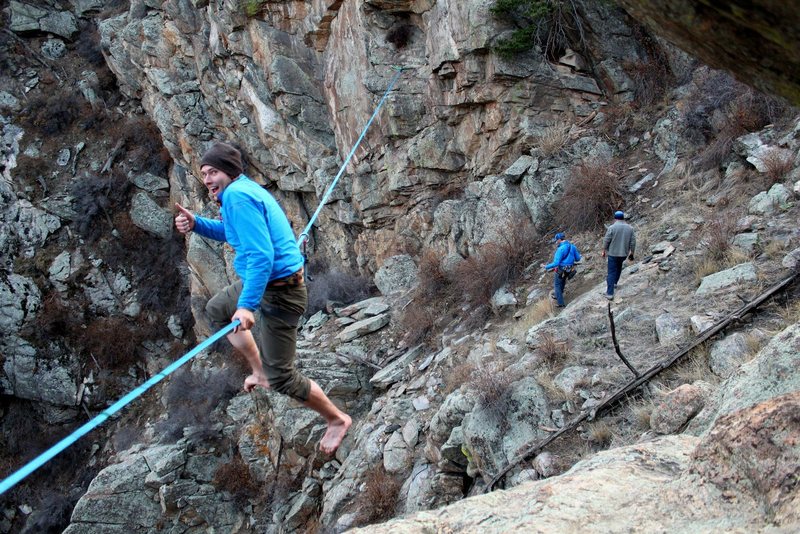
[[174, 142, 351, 454], [542, 232, 582, 308]]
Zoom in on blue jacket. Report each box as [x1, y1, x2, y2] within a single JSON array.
[[544, 240, 582, 270], [193, 176, 304, 311]]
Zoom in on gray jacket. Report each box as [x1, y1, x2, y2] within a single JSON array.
[[603, 221, 636, 257]]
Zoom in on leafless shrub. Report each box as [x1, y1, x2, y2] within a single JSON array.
[[213, 453, 260, 506], [685, 69, 792, 171], [25, 92, 88, 135], [552, 159, 624, 232], [535, 332, 570, 367], [154, 367, 241, 442], [387, 23, 413, 49], [70, 170, 131, 241], [78, 316, 146, 370], [306, 260, 374, 316], [402, 226, 538, 345], [112, 425, 141, 453], [762, 150, 794, 185], [452, 225, 538, 315], [399, 250, 454, 347], [704, 213, 736, 261], [19, 491, 74, 534], [36, 292, 81, 342], [76, 21, 106, 66], [353, 465, 402, 527], [120, 117, 171, 175], [623, 23, 673, 109], [469, 361, 518, 413]]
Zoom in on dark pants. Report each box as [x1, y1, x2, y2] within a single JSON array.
[[206, 280, 310, 402], [606, 256, 625, 296], [554, 268, 568, 306]]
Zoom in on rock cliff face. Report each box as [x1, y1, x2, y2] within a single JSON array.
[[96, 0, 646, 275], [2, 1, 800, 533], [618, 0, 800, 106]]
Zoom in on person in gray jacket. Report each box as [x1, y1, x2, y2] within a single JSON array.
[[602, 211, 636, 300]]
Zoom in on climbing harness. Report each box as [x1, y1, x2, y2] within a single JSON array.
[[0, 66, 406, 496]]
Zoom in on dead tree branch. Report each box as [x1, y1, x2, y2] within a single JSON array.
[[608, 303, 640, 377]]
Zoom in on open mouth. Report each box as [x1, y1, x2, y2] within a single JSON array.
[[208, 185, 219, 195]]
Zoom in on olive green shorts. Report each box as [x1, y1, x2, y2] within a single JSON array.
[[205, 280, 310, 402]]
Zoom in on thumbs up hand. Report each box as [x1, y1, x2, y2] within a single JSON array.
[[175, 203, 196, 234]]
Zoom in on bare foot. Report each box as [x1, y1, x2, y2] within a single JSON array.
[[320, 413, 352, 454], [243, 373, 270, 392]]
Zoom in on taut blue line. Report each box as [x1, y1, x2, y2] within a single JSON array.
[[0, 320, 240, 496], [299, 67, 404, 246]]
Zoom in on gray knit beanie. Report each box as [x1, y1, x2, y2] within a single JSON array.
[[200, 142, 243, 179]]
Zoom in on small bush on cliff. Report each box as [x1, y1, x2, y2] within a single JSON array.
[[305, 259, 374, 316], [552, 159, 624, 232], [684, 69, 791, 171], [155, 366, 241, 442], [213, 453, 260, 505], [400, 225, 538, 346], [242, 0, 267, 17], [26, 92, 87, 136], [491, 0, 586, 60], [353, 465, 402, 527]]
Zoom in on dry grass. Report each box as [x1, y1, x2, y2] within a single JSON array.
[[442, 358, 476, 396], [668, 348, 717, 386], [535, 366, 571, 403], [513, 297, 556, 336], [586, 421, 615, 447], [552, 159, 625, 232], [693, 249, 754, 285], [762, 239, 789, 260], [704, 213, 737, 261], [777, 299, 800, 326], [744, 332, 765, 360], [629, 398, 654, 431], [537, 121, 571, 157], [692, 257, 722, 285]]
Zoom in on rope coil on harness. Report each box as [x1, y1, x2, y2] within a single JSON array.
[[0, 321, 239, 496], [0, 66, 406, 497]]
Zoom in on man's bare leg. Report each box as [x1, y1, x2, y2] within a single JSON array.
[[304, 380, 352, 454], [226, 331, 270, 391]]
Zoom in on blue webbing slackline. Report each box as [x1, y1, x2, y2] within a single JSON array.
[[0, 321, 239, 495], [298, 66, 405, 246], [0, 65, 405, 497]]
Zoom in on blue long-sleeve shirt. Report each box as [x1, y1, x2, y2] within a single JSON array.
[[193, 176, 304, 311], [544, 240, 582, 270]]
